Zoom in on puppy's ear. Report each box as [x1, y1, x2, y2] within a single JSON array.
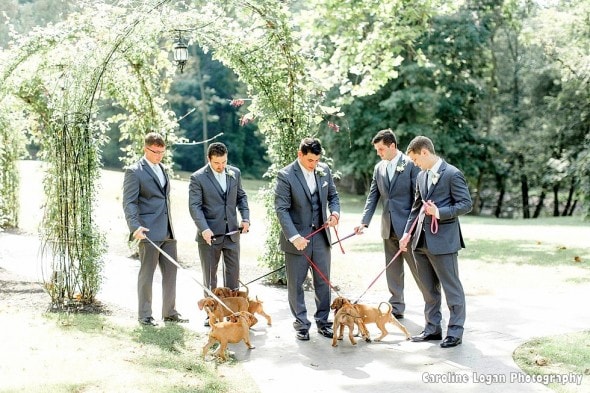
[[198, 299, 205, 310]]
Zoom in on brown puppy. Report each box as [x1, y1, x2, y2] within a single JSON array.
[[212, 286, 249, 299], [331, 296, 411, 341], [202, 311, 258, 361], [331, 299, 369, 347], [247, 296, 272, 326], [198, 297, 249, 324]]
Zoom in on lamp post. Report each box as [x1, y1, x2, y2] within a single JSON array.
[[173, 31, 188, 73]]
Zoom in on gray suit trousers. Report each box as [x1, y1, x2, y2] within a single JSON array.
[[285, 235, 332, 331], [413, 245, 466, 338], [137, 239, 179, 319], [198, 236, 240, 293]]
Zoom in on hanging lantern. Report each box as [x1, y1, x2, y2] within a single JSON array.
[[173, 31, 188, 73]]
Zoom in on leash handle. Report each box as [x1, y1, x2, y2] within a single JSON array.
[[422, 201, 439, 234]]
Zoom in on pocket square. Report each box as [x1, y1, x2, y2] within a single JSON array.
[[322, 181, 328, 188]]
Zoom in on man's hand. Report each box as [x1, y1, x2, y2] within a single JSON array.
[[133, 226, 149, 240], [240, 221, 250, 234], [292, 237, 309, 251], [424, 200, 438, 216], [202, 229, 214, 246], [399, 233, 411, 252], [327, 213, 339, 228], [353, 224, 367, 235]]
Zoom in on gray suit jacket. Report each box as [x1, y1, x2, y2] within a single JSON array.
[[405, 160, 472, 254], [361, 154, 420, 238], [274, 160, 340, 255], [188, 164, 249, 245], [122, 157, 174, 242]]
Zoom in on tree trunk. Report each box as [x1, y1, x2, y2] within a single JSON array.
[[562, 180, 575, 216], [195, 56, 209, 165], [472, 171, 483, 216], [521, 173, 530, 219], [553, 184, 560, 216], [494, 182, 505, 218], [533, 190, 545, 218], [568, 200, 578, 216]]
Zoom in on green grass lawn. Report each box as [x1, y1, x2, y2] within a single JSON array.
[[462, 239, 590, 270]]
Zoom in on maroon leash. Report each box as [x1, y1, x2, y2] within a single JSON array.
[[302, 218, 342, 296], [353, 202, 438, 304]]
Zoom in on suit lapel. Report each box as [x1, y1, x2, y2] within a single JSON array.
[[425, 161, 446, 199]]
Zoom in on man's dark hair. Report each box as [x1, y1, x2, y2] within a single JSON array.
[[406, 136, 436, 155], [299, 137, 322, 155], [144, 132, 165, 147], [207, 142, 228, 158], [371, 128, 397, 147]]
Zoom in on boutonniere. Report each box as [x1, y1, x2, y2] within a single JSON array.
[[226, 169, 236, 179], [396, 159, 407, 173], [315, 167, 326, 177], [432, 172, 440, 185]]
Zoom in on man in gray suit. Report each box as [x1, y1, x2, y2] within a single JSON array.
[[354, 129, 422, 319], [122, 132, 187, 326], [189, 142, 250, 325], [400, 135, 472, 348], [274, 137, 340, 341]]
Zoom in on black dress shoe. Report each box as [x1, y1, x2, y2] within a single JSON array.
[[440, 336, 462, 348], [203, 317, 210, 327], [163, 314, 189, 323], [139, 317, 157, 326], [296, 329, 310, 341], [317, 326, 334, 338], [393, 313, 404, 320], [411, 331, 442, 342]]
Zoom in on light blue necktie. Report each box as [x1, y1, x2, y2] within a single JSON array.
[[216, 172, 227, 192], [387, 161, 394, 181]]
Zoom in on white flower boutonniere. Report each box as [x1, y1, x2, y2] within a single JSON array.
[[431, 172, 440, 185], [396, 160, 407, 173], [226, 169, 236, 179], [315, 168, 326, 177]]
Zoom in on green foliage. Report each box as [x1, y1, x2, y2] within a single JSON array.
[[513, 330, 590, 391], [0, 100, 27, 228]]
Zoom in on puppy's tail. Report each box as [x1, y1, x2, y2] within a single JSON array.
[[378, 302, 392, 316]]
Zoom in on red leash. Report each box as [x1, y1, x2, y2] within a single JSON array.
[[302, 252, 341, 297], [353, 202, 438, 304], [302, 215, 343, 295]]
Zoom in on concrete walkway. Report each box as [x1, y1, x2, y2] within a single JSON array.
[[2, 229, 588, 393]]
